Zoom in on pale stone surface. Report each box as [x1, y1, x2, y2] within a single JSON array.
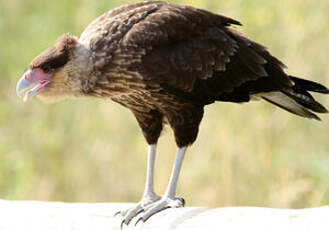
[[0, 200, 328, 230]]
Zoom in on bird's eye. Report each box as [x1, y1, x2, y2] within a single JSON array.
[[42, 64, 53, 73]]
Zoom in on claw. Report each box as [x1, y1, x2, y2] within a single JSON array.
[[114, 211, 122, 217], [120, 206, 145, 229], [116, 192, 162, 228], [125, 207, 144, 226], [134, 216, 144, 226]]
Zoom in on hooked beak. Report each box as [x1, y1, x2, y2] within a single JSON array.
[[16, 69, 51, 102], [16, 76, 32, 98]]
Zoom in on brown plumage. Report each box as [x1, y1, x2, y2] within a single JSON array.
[[17, 1, 328, 225]]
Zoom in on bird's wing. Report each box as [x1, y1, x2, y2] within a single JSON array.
[[119, 3, 294, 96], [80, 1, 293, 98]]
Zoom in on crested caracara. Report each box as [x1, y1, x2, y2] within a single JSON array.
[[16, 1, 329, 226]]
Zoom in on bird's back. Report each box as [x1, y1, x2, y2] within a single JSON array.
[[79, 1, 328, 120]]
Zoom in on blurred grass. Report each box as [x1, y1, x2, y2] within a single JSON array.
[[0, 0, 328, 208]]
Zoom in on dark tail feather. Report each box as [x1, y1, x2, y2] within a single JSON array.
[[289, 76, 329, 94], [262, 76, 329, 121]]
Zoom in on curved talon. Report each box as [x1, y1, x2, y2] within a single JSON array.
[[120, 207, 145, 229], [116, 193, 162, 228], [134, 216, 144, 226], [114, 211, 122, 217], [120, 220, 125, 230], [117, 202, 149, 229], [124, 207, 145, 226]]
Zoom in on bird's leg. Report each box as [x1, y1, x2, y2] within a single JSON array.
[[118, 144, 161, 225], [163, 146, 186, 199], [136, 146, 187, 224], [141, 144, 161, 203]]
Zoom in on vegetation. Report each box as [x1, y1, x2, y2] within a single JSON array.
[[0, 0, 328, 208]]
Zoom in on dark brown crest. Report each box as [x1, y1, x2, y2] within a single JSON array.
[[29, 34, 76, 70]]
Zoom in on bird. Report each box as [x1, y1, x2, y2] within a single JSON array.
[[16, 1, 328, 226]]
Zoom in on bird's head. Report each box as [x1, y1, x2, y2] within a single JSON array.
[[16, 34, 94, 102]]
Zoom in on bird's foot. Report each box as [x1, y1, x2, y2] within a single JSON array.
[[115, 192, 161, 227], [134, 196, 185, 226]]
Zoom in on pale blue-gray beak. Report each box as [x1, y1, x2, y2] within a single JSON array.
[[16, 75, 33, 98], [16, 69, 51, 102]]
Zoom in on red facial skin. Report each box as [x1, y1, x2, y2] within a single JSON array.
[[24, 68, 51, 83]]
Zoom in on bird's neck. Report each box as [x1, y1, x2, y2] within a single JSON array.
[[69, 42, 99, 96]]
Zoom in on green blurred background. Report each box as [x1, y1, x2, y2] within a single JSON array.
[[0, 0, 328, 208]]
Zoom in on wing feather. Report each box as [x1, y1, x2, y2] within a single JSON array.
[[80, 1, 293, 102], [135, 5, 293, 99]]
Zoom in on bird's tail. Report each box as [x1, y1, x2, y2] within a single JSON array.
[[262, 76, 329, 120]]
